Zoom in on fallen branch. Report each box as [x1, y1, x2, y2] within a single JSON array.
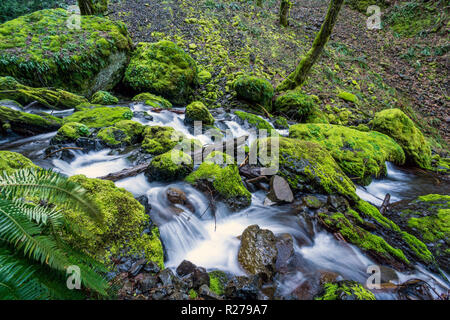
[[44, 147, 83, 159], [99, 163, 148, 181], [379, 193, 391, 215]]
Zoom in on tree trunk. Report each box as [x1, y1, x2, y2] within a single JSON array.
[[77, 0, 108, 15], [276, 0, 344, 92], [280, 0, 292, 27]]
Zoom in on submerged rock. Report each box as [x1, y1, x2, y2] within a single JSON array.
[[0, 9, 132, 96]]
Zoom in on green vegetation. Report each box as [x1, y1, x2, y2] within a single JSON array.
[[316, 281, 375, 300], [52, 122, 91, 144], [0, 151, 38, 173], [0, 0, 67, 23], [274, 91, 318, 121], [141, 126, 185, 155], [63, 106, 133, 128], [146, 150, 193, 182], [90, 91, 119, 105], [209, 270, 227, 296], [132, 92, 172, 109], [233, 75, 274, 111], [235, 110, 276, 134], [185, 101, 215, 126], [97, 120, 144, 147]]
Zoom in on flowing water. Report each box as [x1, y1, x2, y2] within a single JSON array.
[[2, 102, 449, 299]]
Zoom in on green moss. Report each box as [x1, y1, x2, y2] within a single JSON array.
[[185, 101, 215, 125], [209, 271, 227, 296], [356, 199, 400, 231], [233, 75, 274, 110], [0, 105, 62, 135], [132, 92, 172, 109], [0, 76, 88, 109], [235, 110, 276, 134], [371, 108, 431, 169], [346, 0, 388, 14], [274, 91, 317, 120], [146, 150, 193, 182], [337, 90, 358, 103], [185, 151, 251, 209], [124, 40, 198, 105], [141, 125, 185, 155], [52, 122, 90, 144], [198, 69, 212, 84], [273, 116, 289, 129], [0, 151, 38, 173], [90, 91, 119, 105], [401, 231, 434, 264], [63, 106, 133, 128], [316, 281, 376, 300], [97, 120, 144, 147], [256, 137, 357, 200], [407, 209, 449, 243], [0, 9, 132, 95], [65, 175, 164, 268], [188, 289, 198, 299], [289, 123, 405, 185]]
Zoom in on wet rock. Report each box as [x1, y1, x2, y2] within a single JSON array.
[[136, 195, 151, 215], [318, 270, 340, 285], [176, 260, 197, 277], [302, 195, 324, 209], [193, 267, 210, 289], [396, 279, 434, 300], [167, 187, 195, 212], [158, 268, 175, 287], [118, 279, 134, 297], [275, 233, 294, 272], [225, 276, 261, 300], [135, 273, 158, 293], [198, 284, 220, 300], [129, 258, 146, 277], [168, 292, 189, 300], [327, 195, 349, 212], [379, 265, 399, 285], [151, 287, 171, 300], [267, 175, 294, 203], [238, 225, 278, 280], [292, 278, 321, 300], [143, 261, 160, 274]]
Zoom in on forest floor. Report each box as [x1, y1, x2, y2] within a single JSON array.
[[110, 0, 449, 152]]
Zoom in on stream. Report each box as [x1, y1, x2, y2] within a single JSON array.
[[2, 102, 449, 299]]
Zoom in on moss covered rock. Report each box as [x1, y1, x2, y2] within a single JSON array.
[[132, 92, 172, 109], [316, 281, 375, 300], [235, 111, 277, 134], [289, 123, 405, 185], [371, 109, 431, 169], [63, 106, 133, 128], [273, 116, 289, 129], [51, 122, 91, 144], [185, 152, 251, 210], [274, 91, 317, 120], [0, 151, 38, 173], [337, 90, 358, 103], [65, 175, 164, 267], [185, 101, 215, 126], [0, 76, 88, 109], [257, 137, 357, 201], [233, 76, 274, 111], [124, 41, 198, 105], [0, 105, 62, 136], [145, 150, 193, 182], [141, 125, 185, 155], [90, 91, 119, 105], [97, 120, 144, 147], [0, 9, 132, 96]]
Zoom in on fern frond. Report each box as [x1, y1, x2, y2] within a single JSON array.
[[0, 169, 102, 222], [5, 198, 64, 229]]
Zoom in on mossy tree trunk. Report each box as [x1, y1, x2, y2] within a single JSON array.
[[280, 0, 292, 27], [277, 0, 344, 92], [77, 0, 108, 15]]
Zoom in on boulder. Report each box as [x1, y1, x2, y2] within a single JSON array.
[[233, 75, 273, 110], [132, 92, 172, 109], [145, 150, 193, 182], [267, 175, 294, 203], [90, 91, 119, 105], [274, 91, 317, 120], [0, 151, 38, 174], [97, 120, 144, 147], [184, 101, 214, 126], [192, 267, 210, 289], [176, 260, 197, 277], [51, 122, 91, 145], [224, 275, 261, 300], [63, 106, 133, 128], [0, 9, 132, 96], [141, 125, 185, 155]]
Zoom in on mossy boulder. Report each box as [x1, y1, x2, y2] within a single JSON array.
[[0, 151, 38, 173], [337, 91, 358, 103], [0, 9, 132, 96], [63, 106, 133, 128], [256, 137, 357, 201], [289, 123, 405, 185], [145, 150, 193, 182], [51, 122, 91, 144], [233, 76, 274, 111], [185, 152, 251, 210], [315, 281, 375, 300], [386, 194, 450, 272], [184, 101, 215, 126], [132, 92, 172, 109], [273, 116, 289, 129], [124, 41, 198, 105], [0, 76, 88, 109], [141, 125, 185, 155], [274, 91, 317, 120], [235, 111, 277, 135], [65, 175, 164, 267], [0, 105, 62, 136], [90, 91, 119, 105], [371, 109, 431, 169], [97, 120, 144, 147]]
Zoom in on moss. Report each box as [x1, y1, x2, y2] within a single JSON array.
[[141, 125, 185, 155], [346, 0, 388, 14], [319, 211, 409, 264], [355, 199, 400, 231], [256, 137, 357, 200], [289, 123, 405, 185], [316, 281, 376, 300], [0, 151, 38, 173], [145, 150, 193, 182], [185, 101, 215, 126], [90, 91, 119, 105], [188, 289, 198, 299], [97, 120, 144, 147], [304, 109, 329, 124], [198, 69, 212, 84], [0, 76, 88, 110], [337, 90, 358, 103], [185, 151, 251, 210], [209, 271, 227, 296], [63, 106, 133, 128], [235, 110, 277, 134], [431, 155, 450, 174], [401, 232, 434, 264], [0, 9, 132, 96], [124, 40, 198, 105], [132, 92, 172, 109], [233, 75, 274, 110], [65, 175, 164, 268], [273, 116, 289, 129], [52, 122, 90, 144], [0, 105, 62, 136], [371, 108, 431, 169], [274, 91, 317, 120]]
